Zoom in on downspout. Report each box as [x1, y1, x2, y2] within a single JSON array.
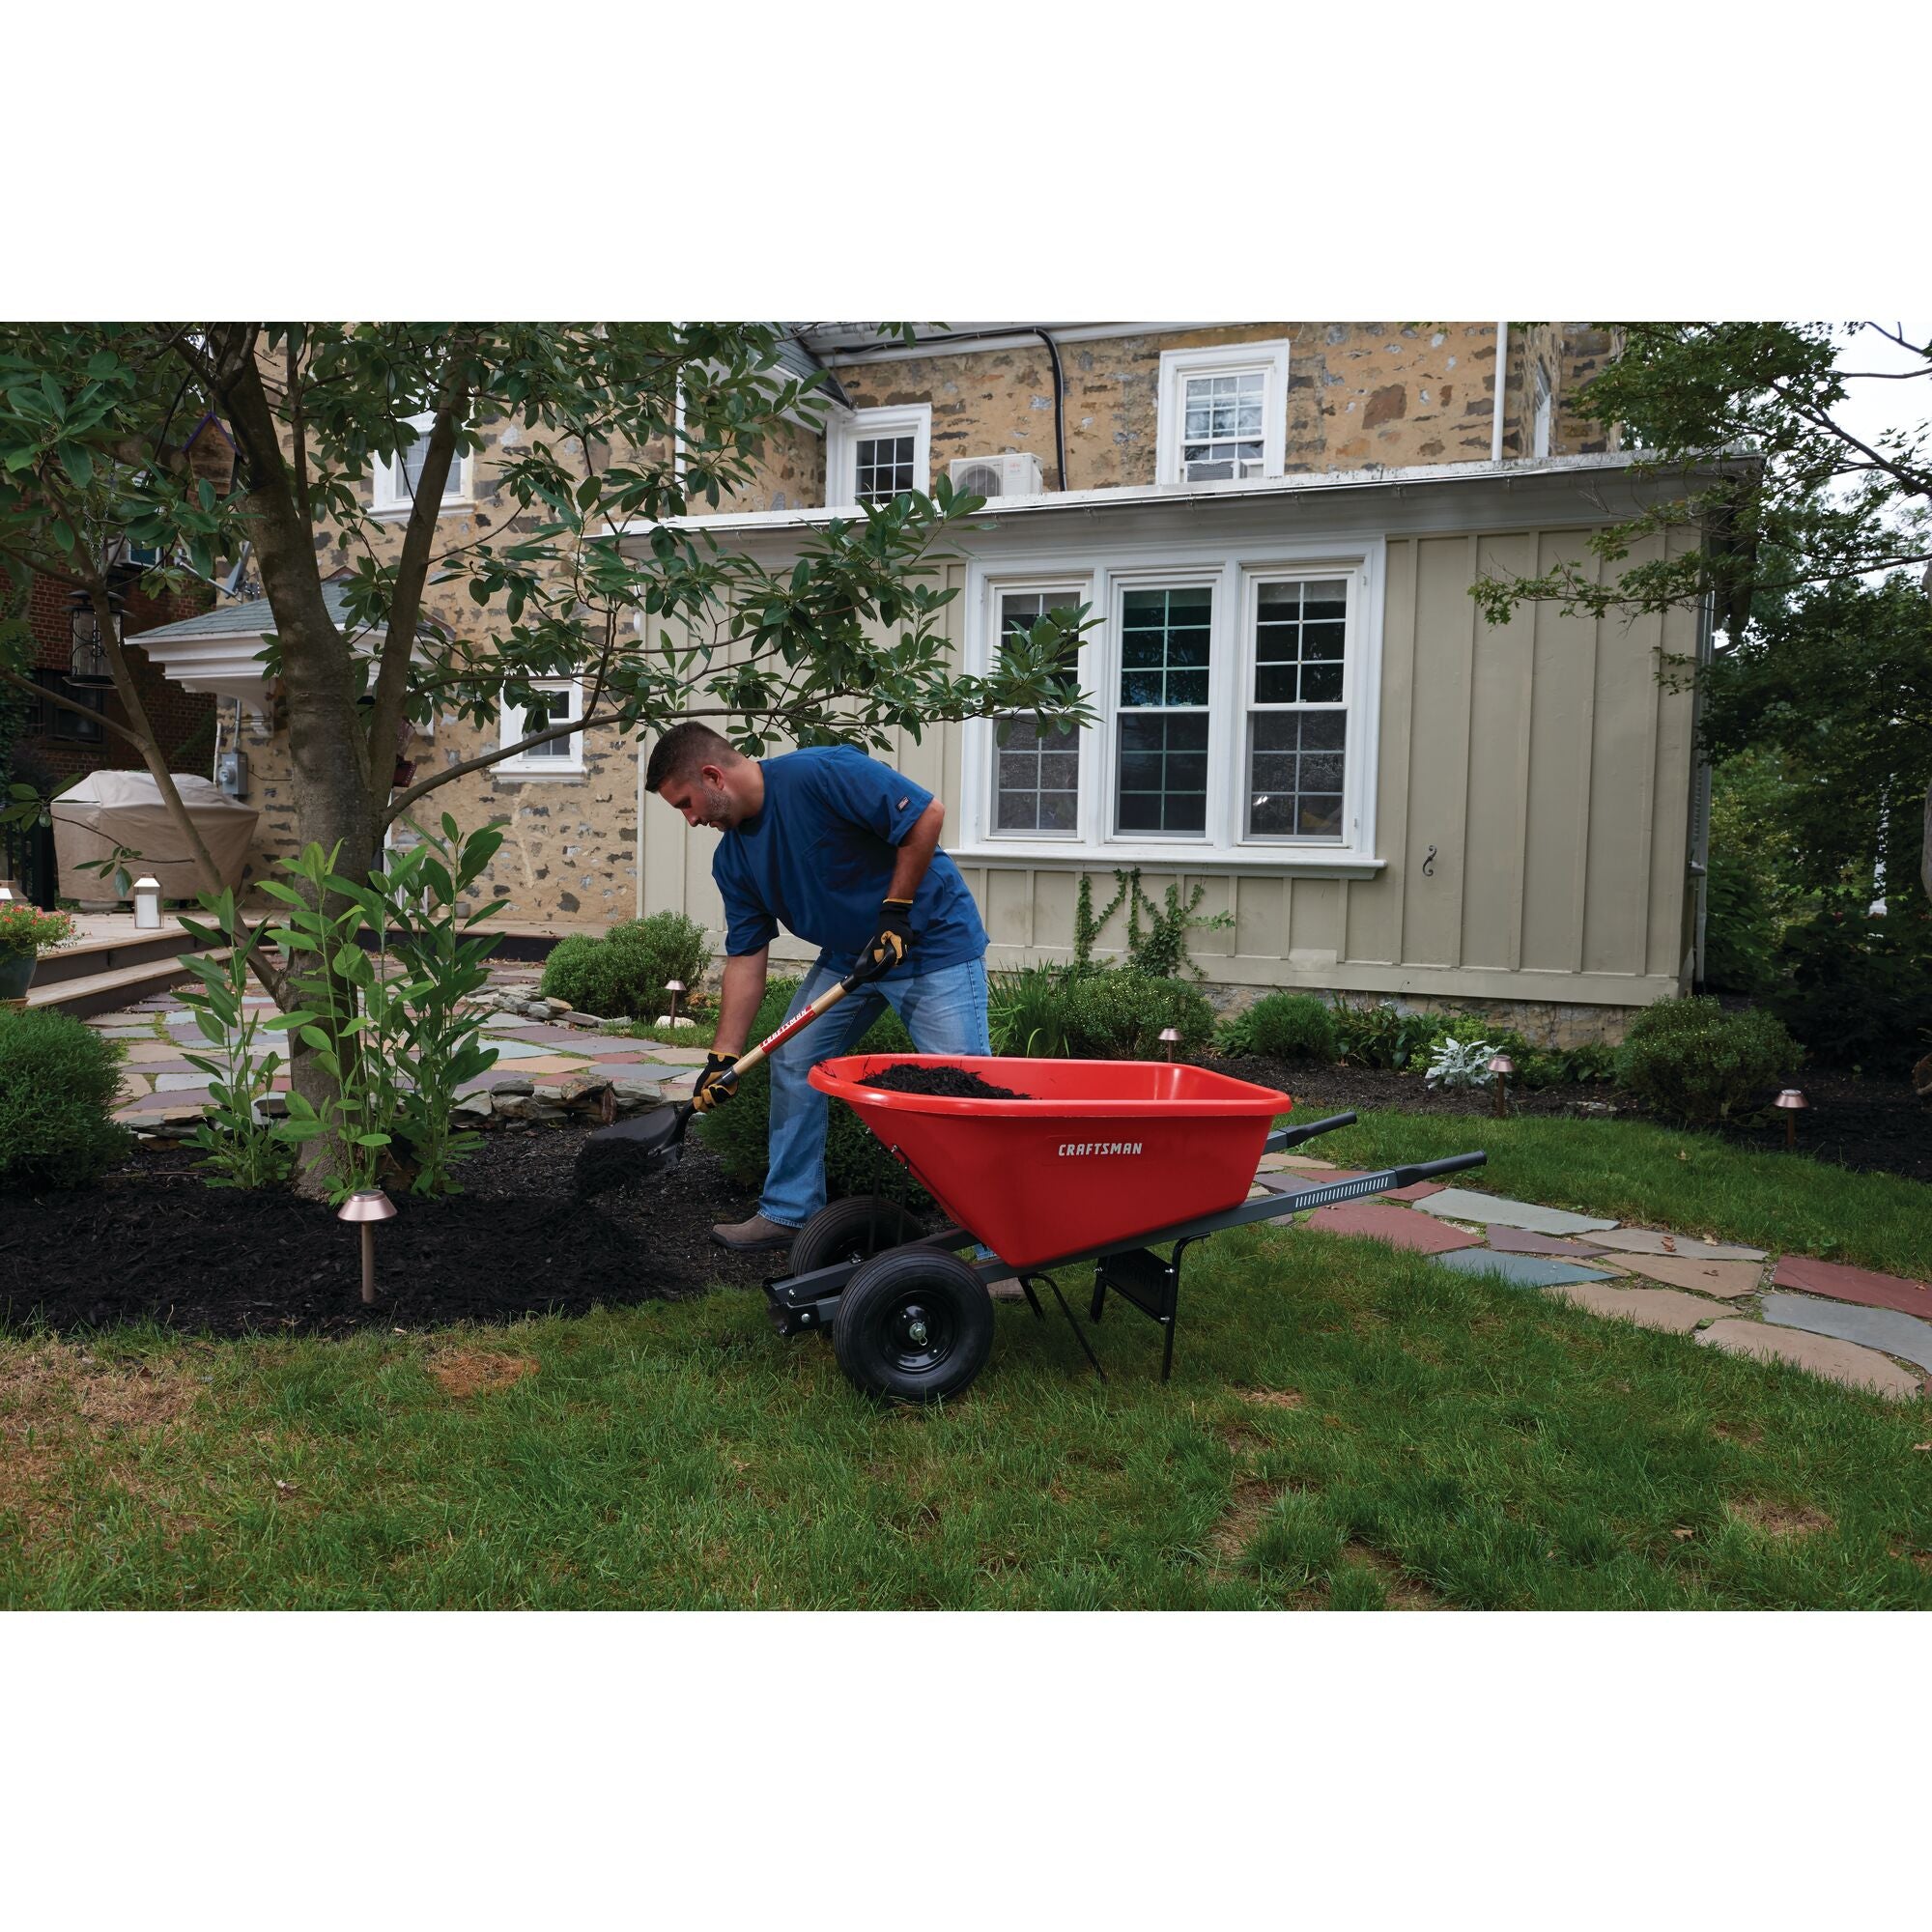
[[1032, 329, 1068, 491], [1690, 588, 1716, 987], [1491, 322, 1509, 463]]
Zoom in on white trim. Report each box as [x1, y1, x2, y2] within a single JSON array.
[[825, 403, 932, 508], [498, 675, 585, 776], [372, 411, 474, 522], [983, 580, 1090, 840], [813, 323, 1217, 365], [1155, 340, 1290, 487], [959, 530, 1384, 870]]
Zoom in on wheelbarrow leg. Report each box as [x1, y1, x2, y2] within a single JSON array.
[[1089, 1272, 1106, 1322]]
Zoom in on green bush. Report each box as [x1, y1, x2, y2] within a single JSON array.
[[1060, 972, 1214, 1059], [988, 964, 1072, 1058], [1241, 992, 1340, 1064], [539, 912, 711, 1021], [1613, 995, 1799, 1127], [1332, 998, 1442, 1071], [0, 1007, 130, 1191], [696, 978, 922, 1204], [1768, 899, 1932, 1072]]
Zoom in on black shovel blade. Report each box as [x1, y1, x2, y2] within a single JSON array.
[[588, 1101, 687, 1153]]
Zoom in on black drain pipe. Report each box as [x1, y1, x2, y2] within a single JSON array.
[[810, 326, 1069, 492]]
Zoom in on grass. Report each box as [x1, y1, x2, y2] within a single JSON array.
[[4, 1106, 1929, 1609], [600, 1015, 720, 1049]]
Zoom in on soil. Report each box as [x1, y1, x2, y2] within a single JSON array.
[[0, 1123, 778, 1341], [860, 1065, 1031, 1100], [1197, 1052, 1931, 1186]]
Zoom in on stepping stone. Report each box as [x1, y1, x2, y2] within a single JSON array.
[[155, 1071, 217, 1092], [1305, 1202, 1486, 1253], [483, 1037, 551, 1060], [1432, 1250, 1614, 1289], [1772, 1255, 1932, 1321], [1415, 1189, 1618, 1237], [1256, 1152, 1295, 1172], [1275, 1156, 1337, 1171], [1591, 1227, 1767, 1263], [648, 1044, 716, 1065], [1762, 1293, 1932, 1377], [1696, 1320, 1921, 1401], [1545, 1282, 1738, 1333], [1382, 1180, 1445, 1202], [1489, 1225, 1609, 1259], [1612, 1255, 1766, 1299]]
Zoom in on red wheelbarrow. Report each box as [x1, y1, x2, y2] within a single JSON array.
[[764, 1054, 1487, 1403]]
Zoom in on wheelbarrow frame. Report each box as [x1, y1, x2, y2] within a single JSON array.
[[765, 1108, 1487, 1401]]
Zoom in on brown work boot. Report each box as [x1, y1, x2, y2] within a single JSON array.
[[711, 1212, 799, 1254], [987, 1276, 1029, 1302]]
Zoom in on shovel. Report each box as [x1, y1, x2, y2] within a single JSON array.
[[574, 967, 864, 1199]]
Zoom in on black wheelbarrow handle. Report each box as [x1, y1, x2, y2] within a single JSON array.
[[1264, 1111, 1356, 1152]]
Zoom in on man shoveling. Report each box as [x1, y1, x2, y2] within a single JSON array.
[[644, 722, 991, 1252]]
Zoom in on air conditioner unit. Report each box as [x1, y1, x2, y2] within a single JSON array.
[[949, 452, 1044, 499]]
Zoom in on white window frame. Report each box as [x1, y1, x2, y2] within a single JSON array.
[[373, 411, 474, 521], [1155, 341, 1291, 488], [826, 403, 931, 509], [498, 675, 585, 776], [983, 579, 1094, 842], [959, 533, 1383, 873]]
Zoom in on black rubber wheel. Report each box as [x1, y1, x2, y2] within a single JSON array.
[[788, 1195, 923, 1275], [833, 1247, 994, 1404]]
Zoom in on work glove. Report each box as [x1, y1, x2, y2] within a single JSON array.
[[693, 1051, 739, 1113], [852, 897, 916, 984]]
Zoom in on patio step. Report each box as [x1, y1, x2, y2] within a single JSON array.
[[25, 949, 235, 1020], [30, 922, 205, 987]]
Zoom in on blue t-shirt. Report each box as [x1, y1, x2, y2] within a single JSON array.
[[711, 747, 987, 979]]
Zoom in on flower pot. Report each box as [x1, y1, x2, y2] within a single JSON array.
[[0, 952, 33, 1001]]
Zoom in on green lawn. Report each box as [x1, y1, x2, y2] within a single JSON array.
[[4, 1110, 1929, 1610]]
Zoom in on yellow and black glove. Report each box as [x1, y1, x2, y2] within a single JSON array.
[[853, 897, 916, 983], [692, 1051, 739, 1113]]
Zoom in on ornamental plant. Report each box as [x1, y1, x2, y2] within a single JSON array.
[[0, 900, 74, 958], [0, 1005, 128, 1189], [1424, 1037, 1496, 1093]]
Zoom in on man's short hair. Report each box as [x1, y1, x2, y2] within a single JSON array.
[[645, 721, 740, 794]]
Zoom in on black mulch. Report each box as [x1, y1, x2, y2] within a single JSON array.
[[0, 1123, 778, 1342], [860, 1065, 1031, 1100], [1197, 1053, 1931, 1186]]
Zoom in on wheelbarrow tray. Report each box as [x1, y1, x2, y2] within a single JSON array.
[[808, 1053, 1292, 1271]]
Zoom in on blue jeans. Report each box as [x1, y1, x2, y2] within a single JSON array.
[[759, 956, 990, 1229]]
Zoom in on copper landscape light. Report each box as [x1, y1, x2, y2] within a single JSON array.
[[664, 979, 686, 1026], [337, 1188, 398, 1304], [1774, 1087, 1808, 1151], [1487, 1052, 1516, 1119], [1159, 1026, 1180, 1062]]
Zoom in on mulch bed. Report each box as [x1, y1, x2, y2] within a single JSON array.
[[0, 1123, 777, 1341], [1198, 1052, 1931, 1186]]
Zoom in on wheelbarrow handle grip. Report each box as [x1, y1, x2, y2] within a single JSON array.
[[1392, 1151, 1488, 1183], [715, 970, 865, 1090], [1264, 1111, 1356, 1151]]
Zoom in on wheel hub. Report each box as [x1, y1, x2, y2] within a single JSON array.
[[884, 1293, 952, 1368]]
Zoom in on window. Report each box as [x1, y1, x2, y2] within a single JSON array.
[[373, 412, 473, 519], [962, 538, 1382, 869], [1245, 579, 1350, 839], [499, 677, 584, 775], [827, 404, 930, 508], [1155, 342, 1290, 487], [1117, 586, 1212, 834], [991, 588, 1083, 835]]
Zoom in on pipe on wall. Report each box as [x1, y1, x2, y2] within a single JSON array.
[[1491, 322, 1509, 463]]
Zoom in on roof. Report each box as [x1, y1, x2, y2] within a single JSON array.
[[130, 582, 356, 646], [768, 329, 849, 411]]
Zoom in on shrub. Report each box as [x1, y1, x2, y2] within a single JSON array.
[[1767, 899, 1932, 1072], [1332, 998, 1441, 1071], [0, 1007, 130, 1191], [1614, 995, 1799, 1126], [988, 964, 1072, 1058], [1241, 992, 1339, 1064], [1518, 1041, 1618, 1089], [696, 978, 922, 1203], [1060, 971, 1214, 1059], [1424, 1037, 1496, 1092], [539, 912, 711, 1020]]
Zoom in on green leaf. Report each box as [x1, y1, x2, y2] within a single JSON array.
[[298, 1025, 333, 1053]]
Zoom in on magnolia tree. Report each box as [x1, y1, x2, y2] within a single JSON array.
[[0, 323, 1091, 1187]]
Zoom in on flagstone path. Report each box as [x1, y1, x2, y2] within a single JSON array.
[[76, 967, 1932, 1403]]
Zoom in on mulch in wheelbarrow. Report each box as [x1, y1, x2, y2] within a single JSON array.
[[0, 1125, 775, 1341], [860, 1065, 1032, 1100]]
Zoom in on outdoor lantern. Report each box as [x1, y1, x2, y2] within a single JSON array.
[[1774, 1087, 1809, 1151], [132, 876, 161, 929], [665, 979, 686, 1026], [337, 1188, 398, 1305], [1159, 1026, 1180, 1062], [67, 590, 118, 687], [1488, 1052, 1516, 1120]]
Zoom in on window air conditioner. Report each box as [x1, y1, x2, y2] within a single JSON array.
[[949, 452, 1045, 499]]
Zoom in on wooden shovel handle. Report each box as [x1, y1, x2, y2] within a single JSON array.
[[717, 971, 860, 1090]]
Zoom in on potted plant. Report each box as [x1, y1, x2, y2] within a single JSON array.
[[0, 901, 76, 1001]]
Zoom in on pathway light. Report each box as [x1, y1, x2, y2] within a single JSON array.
[[1159, 1026, 1180, 1062], [1487, 1052, 1516, 1120], [338, 1188, 398, 1305], [665, 979, 686, 1026], [1774, 1087, 1808, 1151]]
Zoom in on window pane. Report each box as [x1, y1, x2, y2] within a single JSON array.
[[1300, 662, 1344, 703], [992, 582, 1087, 836], [1247, 708, 1348, 839]]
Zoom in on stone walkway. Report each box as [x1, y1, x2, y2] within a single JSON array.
[[1247, 1154, 1932, 1403], [83, 967, 1932, 1403]]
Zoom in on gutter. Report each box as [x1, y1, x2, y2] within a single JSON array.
[[1491, 322, 1509, 463]]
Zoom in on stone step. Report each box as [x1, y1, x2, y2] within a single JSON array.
[[31, 922, 209, 986], [25, 949, 235, 1021]]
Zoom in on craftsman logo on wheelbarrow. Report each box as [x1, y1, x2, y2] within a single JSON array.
[[764, 1053, 1487, 1406]]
